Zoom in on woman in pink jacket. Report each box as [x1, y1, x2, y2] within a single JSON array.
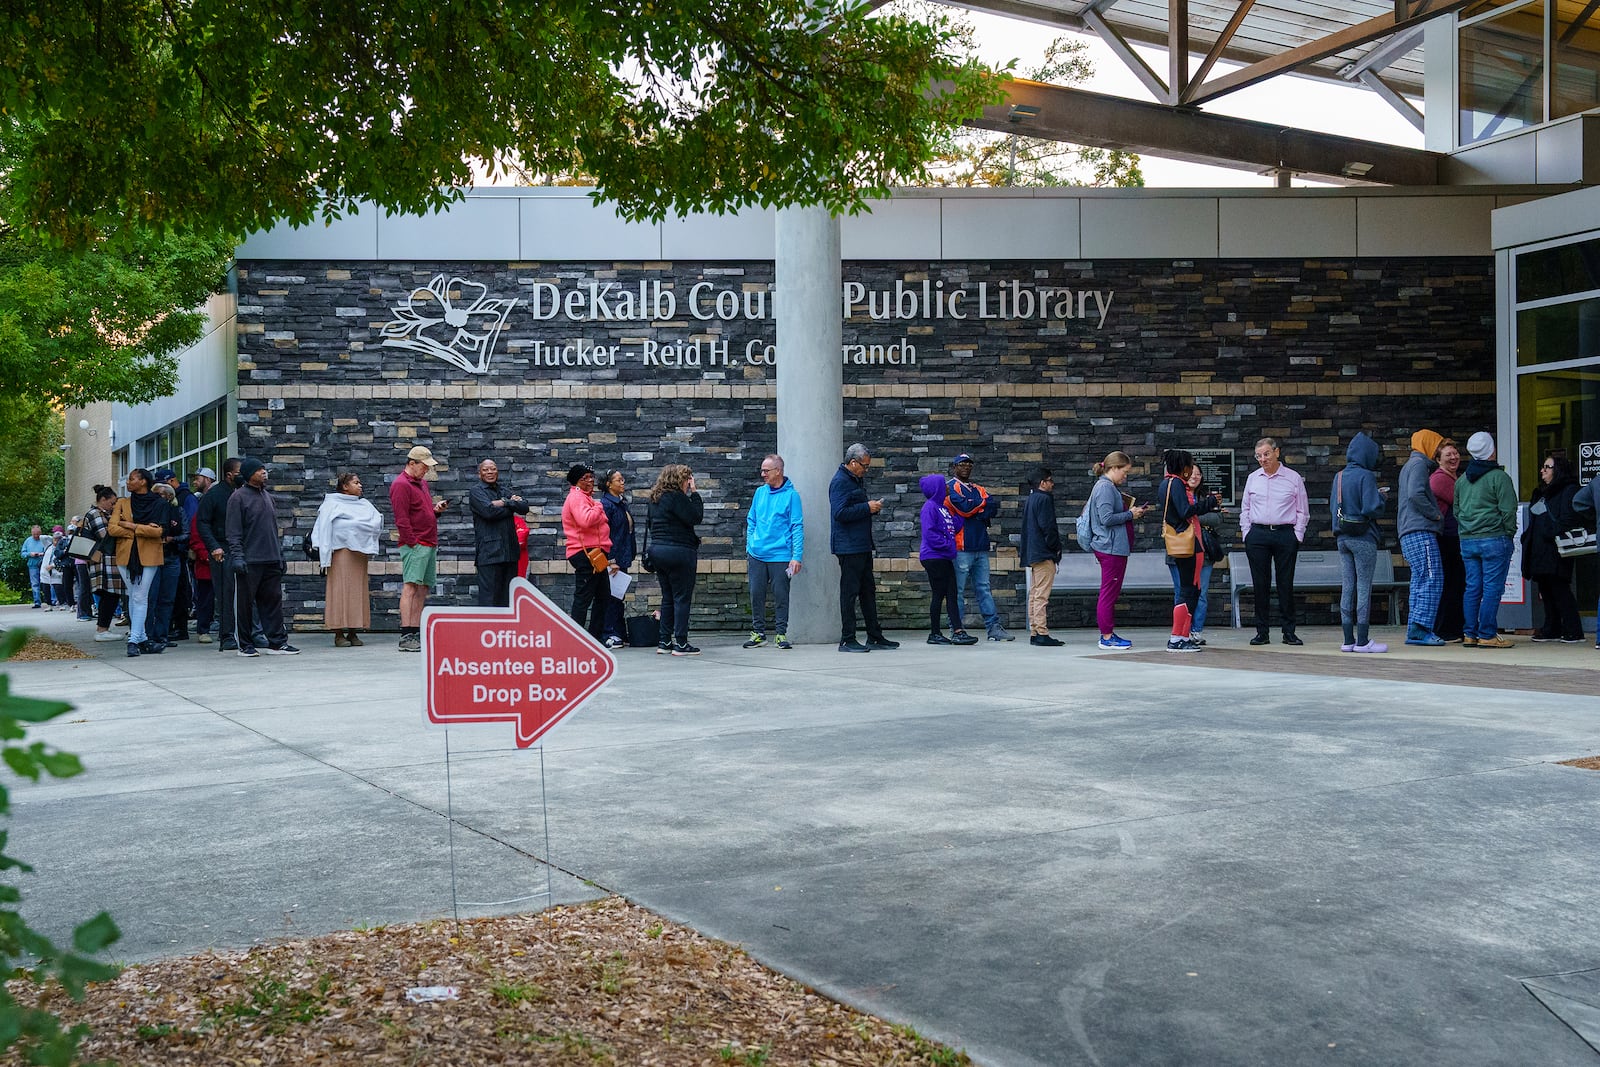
[[562, 463, 614, 638]]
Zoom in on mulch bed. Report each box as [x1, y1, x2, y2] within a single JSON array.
[[1557, 756, 1600, 771], [8, 897, 968, 1066], [1, 631, 89, 662]]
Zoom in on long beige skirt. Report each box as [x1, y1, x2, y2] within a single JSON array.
[[324, 549, 371, 630]]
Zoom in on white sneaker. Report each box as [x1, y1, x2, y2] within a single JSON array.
[[93, 631, 120, 642]]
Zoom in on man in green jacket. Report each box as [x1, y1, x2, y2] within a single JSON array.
[[1454, 431, 1518, 649]]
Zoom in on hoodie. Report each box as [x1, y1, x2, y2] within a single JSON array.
[[945, 478, 996, 552], [746, 477, 804, 563], [1396, 430, 1443, 538], [1331, 432, 1386, 545], [1454, 459, 1517, 538], [918, 474, 962, 561]]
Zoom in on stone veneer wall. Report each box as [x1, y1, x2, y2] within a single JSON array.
[[234, 257, 1495, 634]]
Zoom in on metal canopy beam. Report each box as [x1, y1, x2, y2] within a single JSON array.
[[965, 79, 1444, 185], [1357, 70, 1425, 131], [1184, 0, 1475, 105], [1082, 6, 1170, 101]]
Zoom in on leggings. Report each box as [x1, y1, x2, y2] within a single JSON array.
[[923, 558, 960, 633]]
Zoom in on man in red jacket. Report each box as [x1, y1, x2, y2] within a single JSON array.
[[389, 445, 448, 652]]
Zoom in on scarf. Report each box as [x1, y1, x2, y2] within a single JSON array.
[[312, 491, 385, 568]]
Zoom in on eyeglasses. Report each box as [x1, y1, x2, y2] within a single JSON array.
[[759, 466, 778, 473], [1542, 463, 1556, 471]]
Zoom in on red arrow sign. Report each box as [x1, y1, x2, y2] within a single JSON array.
[[422, 578, 615, 748]]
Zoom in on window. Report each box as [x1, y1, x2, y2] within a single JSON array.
[[1459, 1, 1547, 145], [1553, 0, 1600, 118], [138, 401, 230, 478]]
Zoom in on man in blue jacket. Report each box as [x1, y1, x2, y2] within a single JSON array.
[[743, 454, 804, 650], [829, 442, 899, 653], [946, 453, 1014, 641]]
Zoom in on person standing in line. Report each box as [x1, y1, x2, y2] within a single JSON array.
[[389, 445, 447, 653], [82, 486, 124, 642], [20, 525, 47, 609], [186, 468, 218, 640], [1455, 431, 1519, 649], [197, 458, 245, 651], [1333, 432, 1389, 653], [1396, 429, 1447, 646], [38, 528, 65, 611], [1087, 451, 1153, 650], [313, 472, 386, 647], [946, 453, 1013, 642], [1573, 477, 1600, 649], [1429, 440, 1466, 642], [599, 470, 636, 650], [646, 464, 703, 656], [71, 514, 95, 620], [156, 468, 195, 641], [830, 443, 899, 654], [1523, 453, 1584, 643], [919, 472, 974, 645], [108, 469, 167, 658], [226, 459, 299, 656], [469, 458, 529, 608], [145, 482, 185, 648], [1240, 436, 1310, 646], [743, 455, 803, 651], [1019, 466, 1064, 647], [1160, 449, 1220, 653], [1184, 466, 1225, 644], [561, 463, 615, 639]]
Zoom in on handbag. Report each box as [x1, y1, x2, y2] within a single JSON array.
[[1556, 528, 1598, 557], [640, 504, 656, 572], [626, 614, 660, 648], [1161, 480, 1196, 558], [1335, 471, 1370, 535], [66, 534, 99, 561], [584, 546, 609, 571]]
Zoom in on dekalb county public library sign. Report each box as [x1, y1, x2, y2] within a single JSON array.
[[377, 273, 1118, 374]]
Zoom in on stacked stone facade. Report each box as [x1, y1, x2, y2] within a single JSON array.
[[235, 257, 1495, 633]]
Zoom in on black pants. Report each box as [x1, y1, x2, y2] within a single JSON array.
[[170, 555, 192, 636], [478, 562, 515, 607], [650, 544, 697, 644], [837, 551, 886, 643], [1435, 534, 1466, 641], [1535, 576, 1584, 639], [96, 589, 122, 629], [1244, 526, 1299, 636], [193, 576, 215, 634], [923, 558, 960, 633], [215, 560, 237, 641], [568, 554, 609, 638], [236, 562, 287, 649]]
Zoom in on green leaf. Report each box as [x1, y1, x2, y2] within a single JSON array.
[[70, 912, 119, 955]]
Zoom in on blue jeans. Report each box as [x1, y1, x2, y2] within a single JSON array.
[[117, 565, 158, 644], [26, 563, 42, 606], [1167, 559, 1213, 632], [1460, 536, 1513, 640], [148, 555, 181, 642], [954, 551, 1001, 632]]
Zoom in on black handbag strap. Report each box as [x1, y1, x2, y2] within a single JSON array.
[[643, 503, 652, 557]]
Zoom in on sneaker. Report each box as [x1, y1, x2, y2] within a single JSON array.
[[397, 633, 421, 653], [260, 643, 301, 655], [113, 617, 130, 628], [670, 642, 701, 656], [603, 635, 624, 650], [1249, 633, 1269, 645], [775, 634, 792, 650], [949, 630, 979, 645], [1560, 636, 1585, 644], [1166, 637, 1200, 653], [140, 641, 165, 655], [657, 642, 672, 655], [237, 644, 260, 658], [196, 633, 214, 644], [986, 628, 1016, 642], [1477, 636, 1515, 649], [1097, 635, 1133, 650], [1530, 633, 1559, 643], [1029, 634, 1064, 647], [125, 642, 140, 658], [219, 637, 239, 651], [927, 633, 954, 645], [1353, 641, 1389, 653], [93, 630, 120, 642], [1405, 631, 1446, 647], [865, 637, 900, 650], [742, 632, 766, 649], [837, 640, 871, 653]]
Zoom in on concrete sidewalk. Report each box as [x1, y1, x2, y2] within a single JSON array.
[[4, 604, 1600, 1066]]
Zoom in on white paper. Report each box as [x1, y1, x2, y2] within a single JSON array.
[[609, 569, 632, 598]]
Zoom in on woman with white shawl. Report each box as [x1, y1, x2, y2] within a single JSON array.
[[311, 472, 386, 646]]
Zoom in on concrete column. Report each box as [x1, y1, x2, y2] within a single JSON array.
[[775, 206, 842, 645]]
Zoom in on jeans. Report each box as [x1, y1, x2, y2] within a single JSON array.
[[75, 562, 94, 616], [953, 551, 1000, 632], [117, 564, 158, 644], [1460, 536, 1513, 640], [1167, 558, 1214, 632], [148, 555, 181, 643], [26, 563, 42, 606], [652, 544, 698, 644], [836, 551, 885, 643], [1338, 537, 1378, 645], [1399, 531, 1442, 632], [747, 557, 793, 635]]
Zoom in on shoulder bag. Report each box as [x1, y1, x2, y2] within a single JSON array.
[[1335, 471, 1370, 535], [1556, 528, 1598, 557], [640, 504, 656, 572], [1162, 479, 1196, 558]]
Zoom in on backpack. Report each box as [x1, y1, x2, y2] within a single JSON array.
[[301, 531, 316, 561], [1075, 500, 1092, 548]]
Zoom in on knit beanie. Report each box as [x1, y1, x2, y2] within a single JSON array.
[[1466, 432, 1495, 461], [240, 457, 265, 483], [1409, 429, 1443, 461]]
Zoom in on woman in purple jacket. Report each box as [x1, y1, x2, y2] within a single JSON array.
[[919, 473, 976, 645]]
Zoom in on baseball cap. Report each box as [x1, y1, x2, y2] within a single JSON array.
[[195, 467, 218, 481], [407, 446, 439, 467], [951, 453, 974, 465], [152, 467, 176, 482]]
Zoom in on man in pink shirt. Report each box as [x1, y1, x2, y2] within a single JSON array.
[[389, 445, 449, 652], [1239, 436, 1310, 646]]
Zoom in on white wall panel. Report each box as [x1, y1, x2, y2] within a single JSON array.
[[662, 207, 775, 260], [237, 208, 379, 260], [941, 197, 1080, 259], [1357, 196, 1493, 256], [377, 198, 521, 261], [840, 198, 942, 259], [1081, 198, 1218, 258], [1219, 197, 1356, 257], [520, 196, 661, 260]]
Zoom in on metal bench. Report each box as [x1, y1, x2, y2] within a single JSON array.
[[1048, 550, 1176, 594], [1227, 550, 1408, 628]]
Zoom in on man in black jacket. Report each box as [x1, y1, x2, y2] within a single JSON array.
[[469, 458, 530, 607], [1019, 466, 1064, 647], [225, 458, 298, 657], [197, 457, 247, 651]]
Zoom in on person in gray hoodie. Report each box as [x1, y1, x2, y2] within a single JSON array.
[[1333, 432, 1389, 652], [1396, 429, 1446, 646]]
